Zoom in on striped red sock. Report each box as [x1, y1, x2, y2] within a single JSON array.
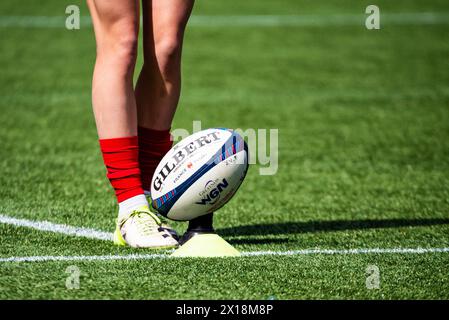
[[99, 136, 144, 203], [138, 126, 173, 192]]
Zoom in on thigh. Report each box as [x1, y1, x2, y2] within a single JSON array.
[[87, 0, 140, 48]]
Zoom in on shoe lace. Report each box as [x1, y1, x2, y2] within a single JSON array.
[[127, 210, 162, 236]]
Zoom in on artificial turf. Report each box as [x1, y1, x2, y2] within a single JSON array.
[[0, 0, 448, 299]]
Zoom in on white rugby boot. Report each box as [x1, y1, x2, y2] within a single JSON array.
[[113, 206, 179, 249]]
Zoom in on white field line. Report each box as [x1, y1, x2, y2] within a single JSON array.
[[0, 13, 448, 28], [241, 247, 449, 256], [0, 253, 168, 263], [0, 214, 113, 241], [1, 214, 449, 263], [1, 247, 449, 263]]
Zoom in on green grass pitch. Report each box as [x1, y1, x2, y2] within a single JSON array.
[[1, 0, 449, 299]]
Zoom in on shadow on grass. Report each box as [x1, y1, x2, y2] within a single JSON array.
[[217, 218, 449, 237]]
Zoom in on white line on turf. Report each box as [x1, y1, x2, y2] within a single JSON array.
[[0, 214, 113, 241], [0, 13, 448, 28], [0, 253, 168, 263], [2, 214, 449, 262], [1, 247, 449, 263], [241, 247, 449, 256], [189, 13, 449, 27]]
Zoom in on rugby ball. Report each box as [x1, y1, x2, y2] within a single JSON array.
[[150, 128, 249, 221]]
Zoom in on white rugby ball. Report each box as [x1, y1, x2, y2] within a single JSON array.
[[150, 128, 249, 221]]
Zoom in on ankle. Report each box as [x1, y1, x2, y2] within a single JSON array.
[[118, 194, 149, 219]]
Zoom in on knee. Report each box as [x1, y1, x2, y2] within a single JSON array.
[[111, 32, 138, 75], [153, 34, 183, 76], [115, 33, 138, 64], [97, 24, 139, 74]]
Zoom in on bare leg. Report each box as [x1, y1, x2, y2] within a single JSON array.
[[87, 0, 140, 139], [87, 0, 179, 249], [135, 0, 194, 130]]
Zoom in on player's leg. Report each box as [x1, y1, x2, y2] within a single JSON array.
[[88, 0, 140, 139], [135, 0, 194, 192], [87, 0, 177, 248]]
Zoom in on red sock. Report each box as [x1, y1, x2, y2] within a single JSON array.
[[99, 136, 144, 203], [138, 126, 173, 191]]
